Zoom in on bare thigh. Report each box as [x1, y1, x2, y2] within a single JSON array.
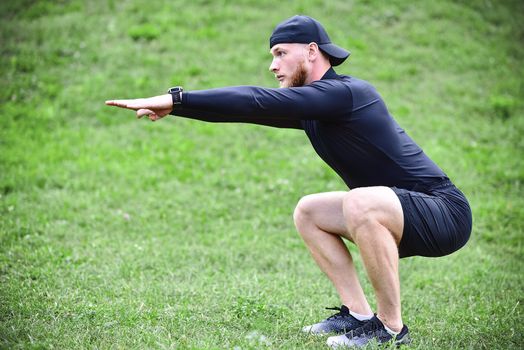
[[344, 186, 404, 245], [297, 187, 405, 244]]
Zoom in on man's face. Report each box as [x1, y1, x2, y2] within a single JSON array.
[[269, 43, 310, 88]]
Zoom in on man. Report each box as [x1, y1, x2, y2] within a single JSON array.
[[106, 15, 472, 348]]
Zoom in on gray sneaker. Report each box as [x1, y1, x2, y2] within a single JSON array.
[[302, 305, 368, 335], [326, 315, 410, 348]]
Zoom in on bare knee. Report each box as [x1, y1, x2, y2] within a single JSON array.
[[293, 192, 349, 239], [293, 194, 317, 232]]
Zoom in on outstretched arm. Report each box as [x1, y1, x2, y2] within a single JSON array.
[[106, 93, 305, 129], [105, 80, 352, 128], [105, 93, 302, 128]]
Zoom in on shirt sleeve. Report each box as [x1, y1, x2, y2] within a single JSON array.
[[171, 79, 353, 125], [170, 106, 303, 129]]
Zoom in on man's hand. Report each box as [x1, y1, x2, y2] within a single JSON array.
[[105, 94, 173, 121]]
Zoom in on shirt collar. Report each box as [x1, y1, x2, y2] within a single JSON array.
[[321, 67, 339, 80]]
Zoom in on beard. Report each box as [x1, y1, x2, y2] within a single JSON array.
[[283, 60, 308, 88]]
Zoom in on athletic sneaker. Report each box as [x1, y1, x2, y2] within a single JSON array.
[[302, 305, 367, 335], [326, 315, 410, 348]]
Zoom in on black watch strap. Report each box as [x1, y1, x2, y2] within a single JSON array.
[[167, 86, 183, 105]]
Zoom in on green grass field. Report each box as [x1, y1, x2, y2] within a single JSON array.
[[1, 0, 523, 349]]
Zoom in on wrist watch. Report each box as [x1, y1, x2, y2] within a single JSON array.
[[167, 86, 183, 105]]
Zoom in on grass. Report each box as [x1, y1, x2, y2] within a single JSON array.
[[1, 0, 523, 349]]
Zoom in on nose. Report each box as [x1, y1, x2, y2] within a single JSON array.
[[269, 58, 278, 73]]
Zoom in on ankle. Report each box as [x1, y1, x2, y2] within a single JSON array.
[[376, 314, 403, 333], [342, 302, 373, 317]]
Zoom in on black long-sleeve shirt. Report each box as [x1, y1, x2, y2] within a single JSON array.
[[171, 68, 448, 191]]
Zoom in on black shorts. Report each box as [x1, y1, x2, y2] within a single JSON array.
[[392, 181, 472, 258]]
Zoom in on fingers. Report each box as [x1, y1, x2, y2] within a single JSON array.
[[107, 104, 161, 121], [136, 109, 163, 122], [105, 95, 172, 111], [137, 109, 154, 119], [106, 96, 171, 122], [105, 99, 139, 110], [105, 99, 148, 110]]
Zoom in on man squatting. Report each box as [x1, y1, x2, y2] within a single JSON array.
[[106, 15, 472, 348]]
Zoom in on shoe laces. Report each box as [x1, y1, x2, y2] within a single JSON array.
[[324, 306, 348, 321], [352, 317, 381, 337]]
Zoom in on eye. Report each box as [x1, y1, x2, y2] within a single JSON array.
[[273, 50, 285, 58]]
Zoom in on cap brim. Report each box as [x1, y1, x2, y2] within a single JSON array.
[[319, 43, 350, 66]]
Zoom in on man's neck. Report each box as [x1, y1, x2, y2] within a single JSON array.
[[308, 63, 332, 84]]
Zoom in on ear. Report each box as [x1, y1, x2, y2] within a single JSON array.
[[307, 42, 321, 61]]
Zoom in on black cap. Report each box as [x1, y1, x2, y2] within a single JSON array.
[[269, 15, 350, 66]]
